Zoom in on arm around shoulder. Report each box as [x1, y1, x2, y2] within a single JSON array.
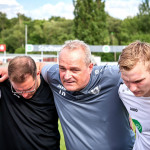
[[0, 67, 8, 82], [36, 62, 48, 73]]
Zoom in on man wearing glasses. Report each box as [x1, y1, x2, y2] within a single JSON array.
[[10, 73, 37, 99], [0, 56, 60, 150]]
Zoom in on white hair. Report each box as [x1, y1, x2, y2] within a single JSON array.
[[59, 40, 92, 65]]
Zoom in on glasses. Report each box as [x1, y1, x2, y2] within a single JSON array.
[[11, 78, 37, 96]]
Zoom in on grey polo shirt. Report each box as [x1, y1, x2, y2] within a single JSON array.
[[42, 64, 135, 150]]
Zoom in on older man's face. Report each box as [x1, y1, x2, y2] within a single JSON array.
[[59, 48, 93, 91]]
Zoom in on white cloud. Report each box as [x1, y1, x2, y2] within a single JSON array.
[[105, 0, 141, 20], [0, 0, 142, 20], [26, 2, 74, 20], [0, 0, 17, 5], [0, 0, 24, 18]]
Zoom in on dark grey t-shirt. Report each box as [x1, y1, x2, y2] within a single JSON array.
[[42, 64, 135, 150]]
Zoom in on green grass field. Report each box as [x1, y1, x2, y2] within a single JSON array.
[[58, 120, 66, 150]]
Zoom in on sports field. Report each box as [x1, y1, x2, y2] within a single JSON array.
[[58, 120, 66, 150]]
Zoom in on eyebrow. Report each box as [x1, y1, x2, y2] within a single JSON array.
[[14, 80, 36, 91], [59, 65, 64, 68], [123, 78, 145, 83], [134, 78, 145, 83], [59, 65, 80, 69], [15, 86, 33, 92]]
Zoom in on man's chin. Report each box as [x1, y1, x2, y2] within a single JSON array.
[[65, 87, 75, 91], [64, 85, 76, 91], [63, 83, 74, 90], [133, 92, 143, 97], [22, 95, 33, 99]]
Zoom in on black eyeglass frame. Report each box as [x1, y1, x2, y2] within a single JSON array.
[[11, 78, 37, 95]]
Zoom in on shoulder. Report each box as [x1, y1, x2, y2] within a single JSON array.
[[46, 64, 59, 79], [0, 79, 10, 87], [42, 63, 58, 73], [0, 79, 11, 99], [90, 65, 121, 89], [119, 84, 133, 95], [105, 65, 119, 75], [41, 64, 59, 82], [92, 65, 119, 75], [97, 65, 121, 83], [119, 84, 135, 101]]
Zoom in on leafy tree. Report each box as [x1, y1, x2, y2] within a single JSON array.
[[17, 13, 32, 25], [48, 16, 66, 21], [73, 0, 109, 45], [29, 23, 44, 44], [27, 17, 75, 45], [0, 12, 10, 31], [43, 19, 75, 44], [0, 12, 10, 41], [2, 24, 25, 53], [137, 0, 150, 33], [106, 15, 122, 45], [139, 0, 150, 15], [26, 19, 44, 44], [15, 47, 25, 53], [119, 16, 139, 44]]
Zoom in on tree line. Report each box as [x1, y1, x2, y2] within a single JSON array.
[[0, 0, 150, 61]]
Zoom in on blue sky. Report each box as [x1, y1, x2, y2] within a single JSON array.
[[0, 0, 142, 20]]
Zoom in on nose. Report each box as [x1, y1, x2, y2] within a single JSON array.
[[64, 70, 72, 80], [128, 83, 137, 92], [21, 92, 30, 98]]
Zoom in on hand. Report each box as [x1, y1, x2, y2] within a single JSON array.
[[0, 67, 8, 82], [36, 62, 47, 73], [129, 116, 133, 130]]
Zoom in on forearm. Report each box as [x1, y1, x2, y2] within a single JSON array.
[[36, 62, 47, 73], [0, 67, 9, 82]]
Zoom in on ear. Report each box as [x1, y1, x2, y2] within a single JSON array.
[[88, 63, 93, 74], [37, 70, 40, 76]]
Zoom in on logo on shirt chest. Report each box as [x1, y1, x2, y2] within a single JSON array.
[[132, 119, 142, 133], [130, 107, 138, 112], [90, 86, 101, 95]]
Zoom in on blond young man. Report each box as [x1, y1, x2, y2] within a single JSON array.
[[119, 41, 150, 150]]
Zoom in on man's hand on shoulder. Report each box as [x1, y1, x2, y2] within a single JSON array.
[[0, 67, 8, 82], [36, 62, 48, 73]]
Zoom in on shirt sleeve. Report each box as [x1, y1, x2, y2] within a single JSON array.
[[118, 83, 131, 102]]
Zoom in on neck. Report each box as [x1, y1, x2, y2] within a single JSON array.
[[37, 76, 41, 89]]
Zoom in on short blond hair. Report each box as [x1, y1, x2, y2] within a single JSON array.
[[118, 41, 150, 71]]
